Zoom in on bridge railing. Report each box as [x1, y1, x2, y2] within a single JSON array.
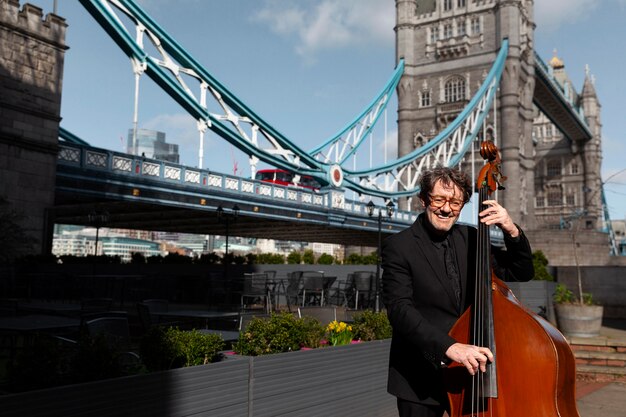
[[58, 143, 416, 224]]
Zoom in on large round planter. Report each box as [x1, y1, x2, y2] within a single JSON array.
[[555, 304, 604, 337]]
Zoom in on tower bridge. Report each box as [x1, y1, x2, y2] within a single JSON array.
[[0, 0, 614, 262]]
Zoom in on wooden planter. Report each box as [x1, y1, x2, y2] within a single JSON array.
[[1, 340, 395, 417], [555, 304, 604, 338]]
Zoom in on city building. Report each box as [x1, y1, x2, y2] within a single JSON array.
[[127, 128, 180, 163]]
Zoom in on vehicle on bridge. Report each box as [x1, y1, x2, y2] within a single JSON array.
[[255, 169, 321, 191]]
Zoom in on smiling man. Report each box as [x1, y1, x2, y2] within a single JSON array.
[[381, 166, 533, 417]]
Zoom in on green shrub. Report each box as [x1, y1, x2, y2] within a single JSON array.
[[245, 253, 257, 264], [287, 251, 302, 264], [130, 252, 146, 264], [344, 253, 364, 265], [233, 313, 325, 356], [553, 283, 594, 305], [532, 250, 554, 281], [302, 249, 315, 265], [140, 327, 225, 371], [233, 255, 247, 265], [317, 253, 334, 265], [146, 254, 164, 264], [255, 252, 286, 264], [198, 252, 221, 264], [352, 310, 392, 341], [163, 252, 193, 264]]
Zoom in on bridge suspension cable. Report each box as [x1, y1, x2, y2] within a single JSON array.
[[75, 0, 508, 201]]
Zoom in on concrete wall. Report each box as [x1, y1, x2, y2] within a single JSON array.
[[526, 229, 613, 266], [0, 1, 67, 255], [555, 266, 626, 318]]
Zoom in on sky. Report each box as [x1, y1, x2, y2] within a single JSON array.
[[40, 0, 626, 219]]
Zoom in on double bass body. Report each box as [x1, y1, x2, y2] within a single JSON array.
[[447, 276, 580, 416]]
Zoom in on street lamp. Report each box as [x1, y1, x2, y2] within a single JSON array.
[[216, 204, 240, 265], [88, 210, 109, 256], [366, 200, 395, 312]]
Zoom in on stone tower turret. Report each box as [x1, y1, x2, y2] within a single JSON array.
[[0, 1, 68, 257], [394, 0, 536, 228]]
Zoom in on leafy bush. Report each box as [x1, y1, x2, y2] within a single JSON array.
[[287, 251, 302, 264], [317, 253, 334, 265], [146, 254, 164, 264], [255, 253, 286, 264], [245, 253, 257, 264], [163, 252, 193, 264], [351, 310, 392, 341], [553, 283, 593, 305], [344, 253, 364, 265], [198, 252, 221, 264], [233, 255, 247, 265], [233, 313, 325, 356], [130, 252, 146, 264], [532, 250, 554, 281], [140, 327, 225, 371], [302, 249, 315, 265]]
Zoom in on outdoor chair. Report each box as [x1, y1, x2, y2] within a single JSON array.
[[352, 271, 375, 310], [281, 271, 303, 311], [297, 306, 337, 325], [301, 271, 325, 306], [240, 273, 272, 313], [85, 316, 141, 369]]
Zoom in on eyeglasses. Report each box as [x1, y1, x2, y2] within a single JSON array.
[[428, 194, 464, 210]]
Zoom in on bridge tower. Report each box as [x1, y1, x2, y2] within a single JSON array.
[[395, 0, 536, 228], [0, 1, 67, 257]]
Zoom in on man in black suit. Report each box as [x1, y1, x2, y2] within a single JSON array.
[[382, 167, 533, 417]]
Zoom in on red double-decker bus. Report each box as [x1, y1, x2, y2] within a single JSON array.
[[254, 169, 321, 191]]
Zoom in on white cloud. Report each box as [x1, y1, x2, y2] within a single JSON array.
[[253, 0, 394, 60], [534, 0, 600, 31]]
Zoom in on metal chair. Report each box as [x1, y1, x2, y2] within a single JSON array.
[[281, 271, 302, 311], [301, 271, 325, 306], [352, 271, 374, 310], [241, 273, 271, 313], [85, 316, 141, 368]]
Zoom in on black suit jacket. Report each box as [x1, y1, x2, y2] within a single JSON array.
[[381, 214, 533, 405]]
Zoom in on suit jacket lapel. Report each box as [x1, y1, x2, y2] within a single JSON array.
[[410, 216, 460, 310]]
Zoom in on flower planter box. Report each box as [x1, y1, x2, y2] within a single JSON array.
[[1, 340, 395, 417]]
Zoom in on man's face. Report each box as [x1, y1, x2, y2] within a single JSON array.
[[420, 179, 465, 236]]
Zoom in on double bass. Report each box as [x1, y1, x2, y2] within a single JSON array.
[[445, 141, 580, 416]]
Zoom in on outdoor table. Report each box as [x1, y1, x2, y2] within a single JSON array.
[[17, 301, 82, 316], [0, 314, 82, 370], [156, 310, 239, 329], [0, 314, 81, 333]]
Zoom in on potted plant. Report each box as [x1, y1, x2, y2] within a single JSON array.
[[553, 213, 604, 338], [553, 283, 603, 338]]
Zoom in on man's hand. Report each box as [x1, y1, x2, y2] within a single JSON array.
[[445, 343, 494, 375], [479, 200, 519, 238]]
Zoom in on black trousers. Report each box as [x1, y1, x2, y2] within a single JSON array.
[[396, 398, 446, 417]]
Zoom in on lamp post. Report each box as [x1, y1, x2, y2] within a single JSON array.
[[88, 210, 109, 256], [216, 204, 240, 270], [367, 200, 395, 312]]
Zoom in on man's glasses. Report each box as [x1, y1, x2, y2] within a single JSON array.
[[428, 194, 464, 210]]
